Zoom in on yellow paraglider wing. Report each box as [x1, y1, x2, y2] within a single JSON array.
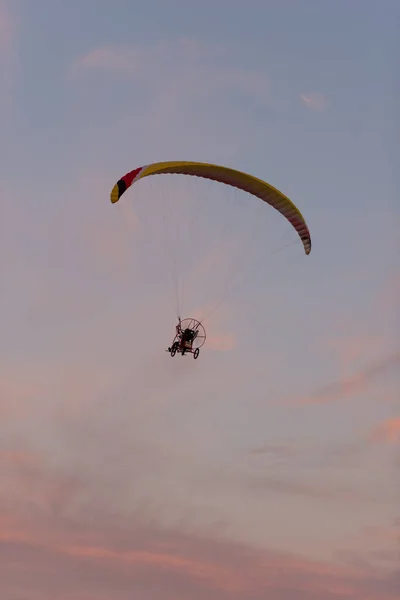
[[110, 161, 311, 255]]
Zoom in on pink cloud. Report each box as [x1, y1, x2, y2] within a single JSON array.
[[0, 505, 398, 600], [288, 351, 400, 405], [370, 417, 400, 444], [67, 37, 273, 167], [327, 334, 386, 378], [300, 92, 327, 111], [73, 45, 141, 74], [74, 40, 269, 98], [70, 38, 269, 108], [207, 332, 237, 351], [0, 358, 122, 416], [0, 450, 39, 468], [0, 410, 397, 599], [376, 275, 400, 314], [361, 524, 400, 544]]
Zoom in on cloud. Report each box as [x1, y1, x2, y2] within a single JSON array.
[[0, 499, 398, 600], [337, 522, 400, 572], [327, 334, 386, 378], [248, 470, 385, 506], [207, 332, 237, 351], [1, 300, 396, 596], [289, 351, 400, 405], [300, 92, 327, 111], [70, 38, 269, 104], [361, 523, 400, 545], [249, 441, 362, 469], [375, 275, 400, 315], [250, 443, 293, 457], [73, 45, 142, 73], [370, 418, 400, 444], [72, 38, 269, 99], [69, 37, 271, 160], [0, 450, 36, 467]]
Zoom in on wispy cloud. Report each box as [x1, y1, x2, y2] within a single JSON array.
[[71, 38, 270, 100], [249, 441, 362, 469], [288, 351, 400, 405], [300, 92, 327, 111], [370, 417, 400, 444], [0, 498, 398, 600], [69, 37, 271, 160], [73, 45, 142, 73], [207, 332, 237, 351]]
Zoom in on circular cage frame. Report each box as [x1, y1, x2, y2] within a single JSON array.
[[168, 317, 206, 359], [177, 318, 206, 349]]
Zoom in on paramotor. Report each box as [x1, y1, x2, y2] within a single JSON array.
[[110, 160, 312, 359], [167, 317, 206, 359]]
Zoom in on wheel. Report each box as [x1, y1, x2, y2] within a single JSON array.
[[170, 346, 176, 357], [193, 348, 200, 359]]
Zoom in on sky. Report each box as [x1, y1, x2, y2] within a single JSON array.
[[0, 0, 399, 598]]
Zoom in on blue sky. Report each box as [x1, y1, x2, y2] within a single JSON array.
[[1, 1, 399, 598]]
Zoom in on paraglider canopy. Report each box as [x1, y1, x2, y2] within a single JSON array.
[[110, 160, 311, 255]]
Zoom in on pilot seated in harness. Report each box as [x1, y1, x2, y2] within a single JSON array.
[[167, 318, 202, 358], [180, 327, 196, 351]]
